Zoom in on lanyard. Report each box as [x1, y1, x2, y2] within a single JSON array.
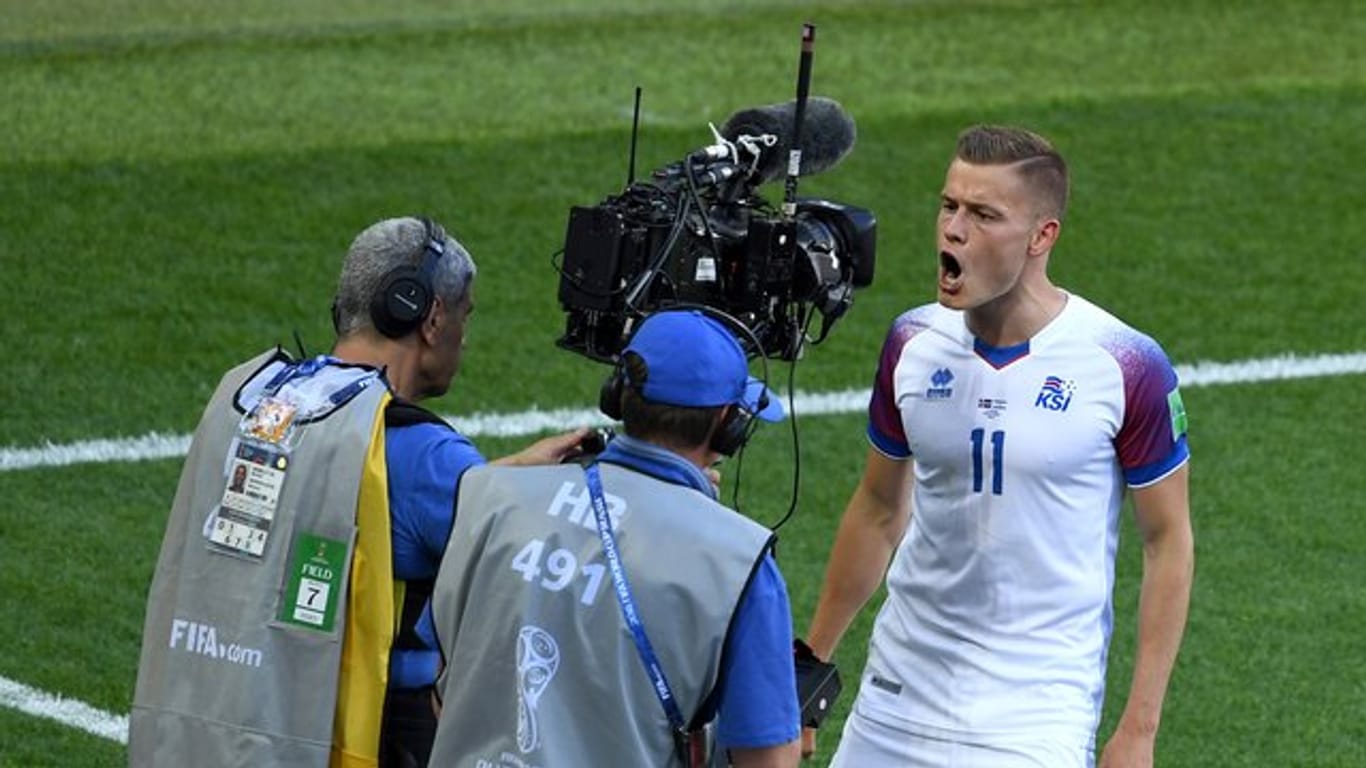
[[259, 355, 372, 406], [584, 463, 686, 731]]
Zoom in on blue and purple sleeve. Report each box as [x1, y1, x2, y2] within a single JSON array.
[[1105, 332, 1190, 487], [866, 313, 922, 459]]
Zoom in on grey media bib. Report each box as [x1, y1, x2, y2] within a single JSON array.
[[429, 462, 774, 768], [129, 350, 387, 768]]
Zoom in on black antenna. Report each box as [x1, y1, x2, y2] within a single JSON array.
[[292, 329, 309, 359], [783, 23, 816, 217], [626, 86, 643, 187]]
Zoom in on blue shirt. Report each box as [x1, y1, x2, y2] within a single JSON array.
[[386, 420, 485, 688], [598, 436, 800, 750]]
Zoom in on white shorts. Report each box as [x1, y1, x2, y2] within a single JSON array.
[[830, 705, 1094, 768]]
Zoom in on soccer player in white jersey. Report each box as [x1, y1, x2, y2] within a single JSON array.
[[803, 125, 1194, 767]]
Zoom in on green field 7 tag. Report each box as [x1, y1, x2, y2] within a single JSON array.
[[280, 533, 348, 632]]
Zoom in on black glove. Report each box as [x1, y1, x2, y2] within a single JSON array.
[[793, 638, 842, 729]]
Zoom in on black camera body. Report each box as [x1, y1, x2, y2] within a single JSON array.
[[555, 139, 875, 362]]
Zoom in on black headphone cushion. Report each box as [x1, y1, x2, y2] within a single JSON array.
[[599, 367, 626, 420], [370, 265, 434, 339], [709, 407, 753, 456]]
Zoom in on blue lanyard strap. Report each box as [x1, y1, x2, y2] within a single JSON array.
[[260, 355, 372, 406], [584, 463, 686, 731], [261, 354, 334, 394]]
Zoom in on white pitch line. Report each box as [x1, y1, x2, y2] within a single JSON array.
[[2, 351, 1365, 474], [2, 349, 1366, 744], [0, 675, 128, 745]]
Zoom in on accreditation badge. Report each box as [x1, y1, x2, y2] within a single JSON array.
[[208, 441, 290, 558], [242, 393, 301, 446], [205, 394, 300, 558]]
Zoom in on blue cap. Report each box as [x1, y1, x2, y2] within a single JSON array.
[[624, 310, 784, 422]]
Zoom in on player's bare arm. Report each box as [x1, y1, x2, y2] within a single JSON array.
[[807, 447, 914, 660], [1101, 463, 1194, 768]]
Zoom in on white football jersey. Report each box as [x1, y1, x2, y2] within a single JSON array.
[[857, 293, 1189, 746]]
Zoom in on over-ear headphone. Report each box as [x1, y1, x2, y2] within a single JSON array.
[[710, 402, 755, 457], [369, 217, 447, 339], [598, 361, 628, 421]]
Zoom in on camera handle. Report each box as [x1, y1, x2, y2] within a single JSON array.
[[794, 638, 842, 729]]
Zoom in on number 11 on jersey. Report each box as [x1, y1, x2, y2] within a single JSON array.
[[970, 428, 1005, 495]]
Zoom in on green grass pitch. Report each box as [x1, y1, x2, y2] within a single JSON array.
[[1, 1, 1364, 765]]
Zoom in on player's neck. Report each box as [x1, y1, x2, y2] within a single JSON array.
[[966, 283, 1067, 348]]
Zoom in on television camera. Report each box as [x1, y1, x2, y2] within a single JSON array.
[[554, 91, 876, 363]]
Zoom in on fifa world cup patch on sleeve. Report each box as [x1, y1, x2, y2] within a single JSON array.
[[1168, 388, 1188, 439]]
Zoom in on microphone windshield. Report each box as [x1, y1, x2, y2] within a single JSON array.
[[720, 96, 856, 184]]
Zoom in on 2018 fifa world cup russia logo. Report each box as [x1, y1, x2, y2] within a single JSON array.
[[516, 625, 560, 753]]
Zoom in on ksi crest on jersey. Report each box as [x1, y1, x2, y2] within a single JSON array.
[[1034, 376, 1075, 412]]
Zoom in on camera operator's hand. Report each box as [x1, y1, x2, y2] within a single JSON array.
[[494, 428, 593, 467]]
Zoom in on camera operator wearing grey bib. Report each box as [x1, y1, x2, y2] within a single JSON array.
[[129, 216, 587, 768], [427, 309, 801, 767]]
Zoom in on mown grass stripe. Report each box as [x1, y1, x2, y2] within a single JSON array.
[[2, 351, 1363, 473]]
